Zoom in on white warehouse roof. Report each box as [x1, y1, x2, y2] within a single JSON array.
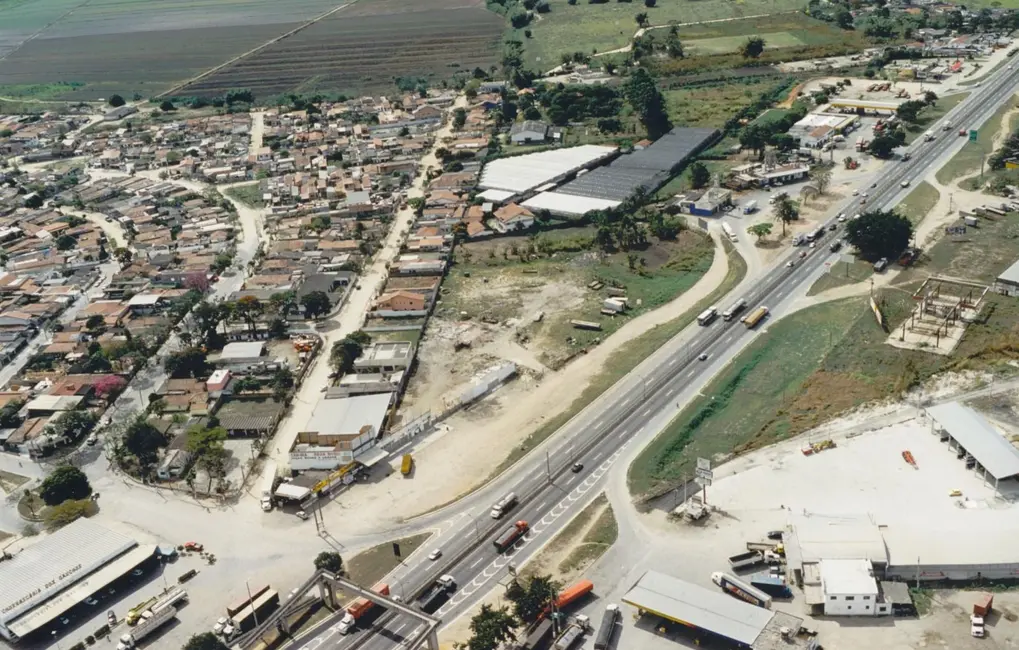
[[926, 402, 1019, 480], [479, 145, 617, 194], [0, 519, 137, 626], [522, 191, 621, 216], [820, 559, 878, 596]]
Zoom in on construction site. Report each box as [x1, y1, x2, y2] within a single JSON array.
[[886, 276, 990, 354]]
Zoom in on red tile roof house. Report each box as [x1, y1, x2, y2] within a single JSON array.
[[373, 290, 429, 318], [491, 203, 535, 233]]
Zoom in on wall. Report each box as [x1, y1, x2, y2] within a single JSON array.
[[823, 593, 881, 616]]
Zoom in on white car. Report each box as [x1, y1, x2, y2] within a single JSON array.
[[260, 496, 273, 512], [852, 189, 859, 196], [296, 510, 309, 520], [837, 213, 846, 222], [428, 549, 443, 561], [213, 617, 229, 635], [86, 433, 98, 446], [900, 179, 911, 187]]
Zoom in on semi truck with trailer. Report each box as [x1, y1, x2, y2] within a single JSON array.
[[227, 584, 270, 618], [712, 572, 773, 609], [722, 299, 746, 321], [494, 521, 529, 552], [697, 307, 718, 326], [490, 492, 518, 519], [594, 604, 620, 650], [418, 575, 456, 614], [117, 606, 176, 649], [742, 306, 769, 329], [338, 582, 391, 633], [230, 589, 281, 635]]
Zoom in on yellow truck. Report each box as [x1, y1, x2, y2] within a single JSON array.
[[126, 596, 158, 625], [401, 454, 414, 476]]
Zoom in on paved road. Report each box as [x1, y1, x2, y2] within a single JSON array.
[[289, 62, 1019, 650]]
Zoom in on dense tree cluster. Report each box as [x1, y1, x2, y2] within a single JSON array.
[[530, 84, 621, 126], [844, 210, 913, 261]]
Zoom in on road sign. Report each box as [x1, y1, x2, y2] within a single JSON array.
[[840, 254, 856, 265], [945, 225, 967, 235], [392, 542, 401, 558], [696, 457, 710, 472], [695, 475, 713, 487], [969, 129, 978, 142]]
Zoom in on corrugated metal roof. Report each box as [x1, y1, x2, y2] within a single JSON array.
[[927, 402, 1019, 480], [997, 258, 1019, 286], [0, 519, 136, 624], [478, 145, 617, 194], [621, 571, 772, 646]]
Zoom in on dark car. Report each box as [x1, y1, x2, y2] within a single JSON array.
[[829, 241, 843, 253], [571, 462, 584, 473], [767, 530, 784, 540], [873, 257, 890, 272]]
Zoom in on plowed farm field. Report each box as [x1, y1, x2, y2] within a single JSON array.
[[174, 0, 503, 98]]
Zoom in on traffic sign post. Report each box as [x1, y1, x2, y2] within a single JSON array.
[[969, 129, 978, 142], [695, 458, 713, 502]]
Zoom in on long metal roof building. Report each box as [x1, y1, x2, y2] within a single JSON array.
[[0, 519, 142, 641], [622, 570, 773, 647], [926, 401, 1019, 484]]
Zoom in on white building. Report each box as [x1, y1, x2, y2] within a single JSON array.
[[289, 393, 392, 470], [820, 559, 890, 616]]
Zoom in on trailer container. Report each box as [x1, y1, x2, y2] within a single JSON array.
[[748, 573, 793, 598], [593, 604, 619, 650], [711, 572, 773, 609]]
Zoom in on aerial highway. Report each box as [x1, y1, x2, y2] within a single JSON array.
[[296, 62, 1019, 650]]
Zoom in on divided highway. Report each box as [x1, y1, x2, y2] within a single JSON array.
[[302, 63, 1019, 650]]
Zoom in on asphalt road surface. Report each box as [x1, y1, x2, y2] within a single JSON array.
[[295, 62, 1019, 650]]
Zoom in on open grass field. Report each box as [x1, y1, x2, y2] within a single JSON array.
[[631, 205, 1019, 498], [175, 0, 502, 98], [896, 180, 940, 225], [513, 0, 807, 68], [806, 259, 874, 296], [666, 76, 795, 128], [686, 31, 803, 54]]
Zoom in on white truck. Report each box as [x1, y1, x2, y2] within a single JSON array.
[[260, 460, 277, 512], [743, 200, 758, 215], [924, 131, 935, 142], [117, 606, 176, 649]]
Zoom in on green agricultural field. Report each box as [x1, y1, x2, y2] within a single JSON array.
[[514, 0, 807, 69]]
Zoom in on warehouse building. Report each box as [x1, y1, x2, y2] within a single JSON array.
[[622, 570, 804, 649], [994, 257, 1019, 296], [819, 559, 891, 616], [925, 401, 1019, 489], [0, 519, 155, 642], [477, 145, 618, 200], [787, 113, 858, 148]]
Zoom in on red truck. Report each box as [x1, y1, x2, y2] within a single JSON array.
[[540, 580, 594, 620], [494, 520, 529, 553], [338, 582, 390, 634]]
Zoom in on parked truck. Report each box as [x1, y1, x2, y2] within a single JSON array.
[[126, 597, 158, 625], [117, 606, 176, 649], [748, 573, 793, 599], [494, 521, 529, 553], [594, 604, 619, 650], [974, 593, 993, 617], [743, 200, 758, 215], [553, 623, 587, 650], [518, 619, 554, 650], [728, 550, 765, 570], [711, 572, 773, 609], [418, 575, 456, 614], [540, 580, 594, 619], [338, 582, 390, 633], [231, 589, 280, 635]]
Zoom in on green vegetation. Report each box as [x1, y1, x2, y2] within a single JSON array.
[[490, 241, 747, 477], [844, 209, 913, 261], [936, 96, 1017, 184], [666, 77, 797, 129], [0, 82, 86, 101], [806, 260, 874, 296], [224, 183, 264, 209], [896, 181, 940, 225], [513, 0, 818, 68], [632, 207, 1019, 498]]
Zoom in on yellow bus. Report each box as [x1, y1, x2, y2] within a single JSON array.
[[741, 306, 769, 329], [401, 454, 414, 476]]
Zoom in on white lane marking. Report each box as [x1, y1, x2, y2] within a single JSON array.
[[668, 358, 678, 366], [470, 557, 484, 569], [393, 623, 407, 635], [641, 408, 652, 417], [666, 387, 676, 396], [594, 419, 603, 428], [592, 451, 604, 461], [686, 370, 695, 377], [565, 475, 576, 485]]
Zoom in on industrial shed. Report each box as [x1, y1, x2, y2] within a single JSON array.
[[622, 571, 803, 649], [925, 402, 1019, 488]]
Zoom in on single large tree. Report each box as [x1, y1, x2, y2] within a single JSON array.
[[867, 134, 900, 159], [747, 222, 773, 240], [622, 68, 672, 140], [505, 574, 560, 623], [688, 161, 711, 189], [844, 209, 913, 261], [314, 551, 344, 574], [809, 165, 833, 195], [739, 36, 766, 58], [301, 290, 331, 320], [464, 604, 518, 650], [183, 632, 229, 650], [896, 99, 926, 123], [108, 94, 126, 108], [122, 416, 167, 468], [774, 196, 798, 236], [164, 347, 209, 378], [40, 465, 92, 506]]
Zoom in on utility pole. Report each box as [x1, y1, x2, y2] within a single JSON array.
[[246, 579, 260, 626], [545, 451, 552, 485]]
